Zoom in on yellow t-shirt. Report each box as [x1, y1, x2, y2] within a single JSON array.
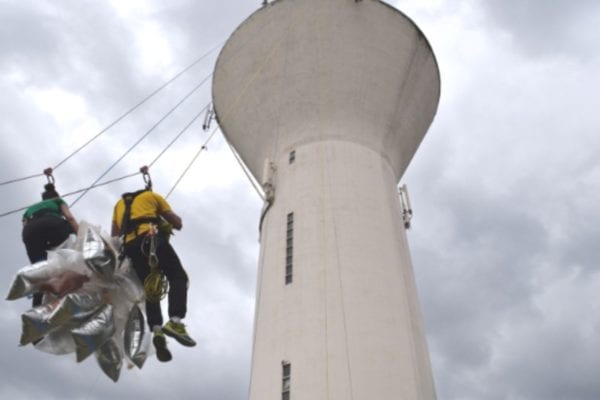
[[112, 190, 172, 243]]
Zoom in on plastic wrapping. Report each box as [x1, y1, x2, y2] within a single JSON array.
[[38, 271, 90, 298], [6, 249, 89, 300], [7, 221, 150, 382], [96, 339, 123, 383]]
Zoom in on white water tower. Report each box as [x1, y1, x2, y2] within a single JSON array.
[[213, 0, 440, 398]]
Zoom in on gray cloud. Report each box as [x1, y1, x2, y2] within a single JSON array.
[[478, 0, 600, 58], [399, 1, 600, 397], [2, 1, 600, 399]]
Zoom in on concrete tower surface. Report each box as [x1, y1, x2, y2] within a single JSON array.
[[212, 0, 440, 399]]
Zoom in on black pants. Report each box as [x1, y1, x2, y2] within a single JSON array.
[[22, 215, 74, 307], [125, 235, 188, 329]]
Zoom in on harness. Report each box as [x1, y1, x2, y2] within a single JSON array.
[[118, 189, 168, 302], [119, 190, 160, 239]]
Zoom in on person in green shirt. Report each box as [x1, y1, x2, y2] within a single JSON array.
[[22, 183, 79, 306]]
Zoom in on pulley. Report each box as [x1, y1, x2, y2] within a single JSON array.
[[43, 167, 55, 185], [139, 166, 152, 190]]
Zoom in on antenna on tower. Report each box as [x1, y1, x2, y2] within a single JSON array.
[[399, 184, 413, 229], [202, 104, 215, 132]]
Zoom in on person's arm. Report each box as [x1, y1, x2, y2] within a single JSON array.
[[60, 203, 79, 233], [161, 211, 182, 230], [154, 193, 182, 230]]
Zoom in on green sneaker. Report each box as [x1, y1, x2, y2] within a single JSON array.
[[153, 330, 172, 362], [163, 320, 196, 347]]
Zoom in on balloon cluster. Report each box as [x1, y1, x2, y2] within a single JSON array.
[[5, 222, 150, 382]]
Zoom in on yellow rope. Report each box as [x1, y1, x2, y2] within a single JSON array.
[[143, 227, 169, 302], [144, 269, 168, 303]]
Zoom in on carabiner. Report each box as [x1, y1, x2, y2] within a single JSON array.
[[140, 165, 152, 190], [43, 167, 55, 184]]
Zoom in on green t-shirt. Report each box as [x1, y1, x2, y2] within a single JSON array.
[[23, 198, 65, 219]]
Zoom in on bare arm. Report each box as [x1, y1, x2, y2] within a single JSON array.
[[161, 211, 182, 230], [60, 203, 79, 233]]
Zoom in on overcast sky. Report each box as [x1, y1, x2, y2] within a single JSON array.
[[1, 1, 599, 399]]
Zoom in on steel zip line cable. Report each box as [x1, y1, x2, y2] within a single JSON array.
[[0, 42, 223, 188], [0, 172, 46, 186], [69, 72, 213, 207], [0, 171, 140, 218], [165, 125, 220, 199], [50, 42, 223, 170], [148, 104, 208, 168], [1, 29, 287, 217], [0, 103, 208, 219], [224, 136, 265, 200], [1, 9, 283, 215], [0, 24, 304, 218]]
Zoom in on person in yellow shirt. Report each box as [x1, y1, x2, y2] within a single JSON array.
[[111, 189, 195, 362]]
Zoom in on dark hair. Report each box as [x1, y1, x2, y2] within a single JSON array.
[[42, 183, 60, 200]]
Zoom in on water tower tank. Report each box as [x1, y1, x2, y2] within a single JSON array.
[[213, 0, 440, 398]]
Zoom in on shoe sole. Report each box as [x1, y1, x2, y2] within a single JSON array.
[[153, 335, 172, 362], [163, 328, 197, 347]]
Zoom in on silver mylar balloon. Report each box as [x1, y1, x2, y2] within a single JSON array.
[[82, 227, 116, 280], [124, 304, 148, 368], [48, 292, 103, 328], [6, 260, 53, 300], [71, 304, 115, 362], [34, 326, 77, 355], [20, 299, 63, 345], [95, 338, 122, 382]]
